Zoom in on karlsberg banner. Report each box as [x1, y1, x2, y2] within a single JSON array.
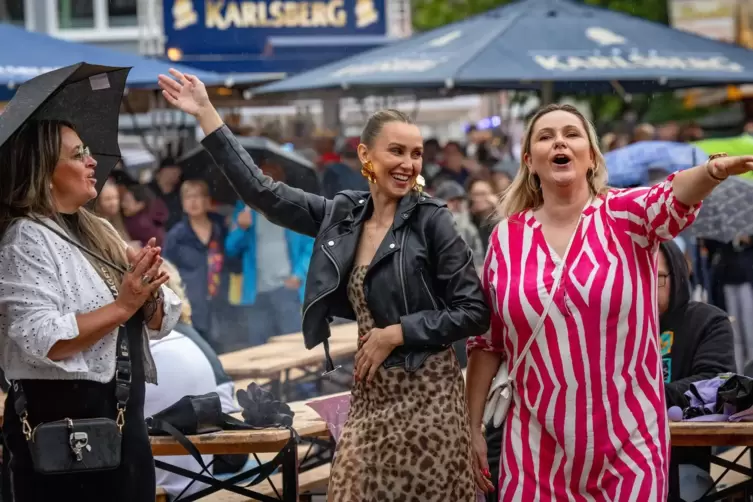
[[328, 26, 746, 78], [164, 0, 388, 55]]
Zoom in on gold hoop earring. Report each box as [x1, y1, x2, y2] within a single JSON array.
[[361, 161, 376, 184], [527, 172, 540, 192]]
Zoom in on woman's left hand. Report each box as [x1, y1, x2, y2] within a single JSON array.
[[354, 324, 404, 383], [127, 238, 157, 266]]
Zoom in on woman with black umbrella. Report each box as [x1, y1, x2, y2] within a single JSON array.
[[0, 68, 181, 501]]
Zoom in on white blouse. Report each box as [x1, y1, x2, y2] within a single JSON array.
[[0, 217, 181, 384]]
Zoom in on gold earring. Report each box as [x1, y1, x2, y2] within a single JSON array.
[[412, 174, 425, 193], [361, 161, 376, 184]]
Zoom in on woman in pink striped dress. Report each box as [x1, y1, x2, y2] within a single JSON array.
[[465, 104, 753, 502]]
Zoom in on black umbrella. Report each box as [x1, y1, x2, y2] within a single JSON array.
[[687, 176, 753, 243], [0, 62, 130, 193], [178, 136, 321, 205]]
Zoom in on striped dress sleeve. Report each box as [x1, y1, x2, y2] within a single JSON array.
[[605, 172, 701, 248]]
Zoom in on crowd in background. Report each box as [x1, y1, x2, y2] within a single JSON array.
[[97, 118, 753, 377]]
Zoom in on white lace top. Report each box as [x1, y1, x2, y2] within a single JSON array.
[[0, 217, 181, 384]]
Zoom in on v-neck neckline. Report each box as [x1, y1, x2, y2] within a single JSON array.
[[525, 197, 597, 265]]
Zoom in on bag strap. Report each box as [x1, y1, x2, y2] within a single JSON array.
[[13, 216, 132, 439], [28, 215, 127, 274], [13, 325, 131, 438], [507, 205, 589, 381]]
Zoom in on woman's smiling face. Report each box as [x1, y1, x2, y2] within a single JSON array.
[[359, 121, 424, 199]]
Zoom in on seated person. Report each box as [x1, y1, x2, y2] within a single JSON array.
[[145, 261, 246, 499], [659, 241, 735, 502]]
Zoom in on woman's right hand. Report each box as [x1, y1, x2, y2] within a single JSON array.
[[471, 428, 495, 493], [158, 69, 211, 117], [116, 246, 169, 316]]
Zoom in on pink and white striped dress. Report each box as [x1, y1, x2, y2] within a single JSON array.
[[468, 175, 701, 502]]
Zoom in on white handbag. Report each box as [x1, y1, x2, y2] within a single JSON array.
[[482, 212, 584, 428]]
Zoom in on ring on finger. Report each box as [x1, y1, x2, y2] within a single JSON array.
[[141, 274, 152, 285]]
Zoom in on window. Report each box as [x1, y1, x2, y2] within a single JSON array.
[[57, 0, 94, 29], [107, 0, 137, 27], [52, 0, 138, 36], [0, 0, 25, 26]]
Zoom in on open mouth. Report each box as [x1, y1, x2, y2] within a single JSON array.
[[391, 173, 411, 183], [552, 154, 571, 165]]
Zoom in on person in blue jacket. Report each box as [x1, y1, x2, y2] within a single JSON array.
[[162, 179, 226, 346], [225, 197, 313, 345]]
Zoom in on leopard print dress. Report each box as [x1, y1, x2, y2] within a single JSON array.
[[327, 265, 478, 502]]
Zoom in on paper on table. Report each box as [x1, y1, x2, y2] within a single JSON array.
[[306, 394, 351, 443]]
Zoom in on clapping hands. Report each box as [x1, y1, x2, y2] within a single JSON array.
[[116, 238, 168, 316]]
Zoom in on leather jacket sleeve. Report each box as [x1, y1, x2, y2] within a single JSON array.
[[201, 125, 328, 238], [400, 206, 491, 347]]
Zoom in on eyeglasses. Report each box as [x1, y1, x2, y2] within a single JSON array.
[[658, 273, 670, 287], [63, 146, 92, 163]]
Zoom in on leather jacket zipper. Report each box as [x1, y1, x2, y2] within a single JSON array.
[[420, 270, 439, 310], [302, 244, 341, 322], [398, 229, 409, 315]]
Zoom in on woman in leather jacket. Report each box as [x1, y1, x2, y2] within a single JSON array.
[[160, 69, 491, 501]]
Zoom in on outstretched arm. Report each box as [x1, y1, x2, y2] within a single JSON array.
[[159, 69, 329, 238]]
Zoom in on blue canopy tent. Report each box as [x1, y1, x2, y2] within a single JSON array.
[[255, 0, 753, 97], [0, 23, 228, 100], [174, 35, 395, 76]]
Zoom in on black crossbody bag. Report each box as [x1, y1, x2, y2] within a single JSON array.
[[12, 217, 133, 474]]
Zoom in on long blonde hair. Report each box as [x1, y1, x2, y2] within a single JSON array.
[[94, 179, 131, 242], [498, 104, 609, 219], [0, 120, 128, 279], [160, 259, 192, 325]]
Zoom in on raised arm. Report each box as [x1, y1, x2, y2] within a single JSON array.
[[606, 154, 753, 247], [159, 69, 328, 238]]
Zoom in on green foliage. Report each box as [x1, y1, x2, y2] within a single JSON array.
[[412, 0, 669, 32]]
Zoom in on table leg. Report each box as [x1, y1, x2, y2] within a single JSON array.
[[283, 369, 291, 401], [668, 459, 681, 502], [281, 438, 299, 502], [270, 378, 282, 400]]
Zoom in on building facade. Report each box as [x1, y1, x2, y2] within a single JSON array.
[[0, 0, 162, 54], [1, 0, 410, 60]]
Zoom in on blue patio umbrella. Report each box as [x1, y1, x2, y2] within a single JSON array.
[[255, 0, 753, 97], [0, 23, 227, 99], [604, 141, 707, 188]]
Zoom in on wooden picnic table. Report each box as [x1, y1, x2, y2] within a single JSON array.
[[670, 421, 753, 447], [150, 401, 328, 456], [220, 338, 357, 381], [269, 323, 357, 344], [148, 399, 330, 501]]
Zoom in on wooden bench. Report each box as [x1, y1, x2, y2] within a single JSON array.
[[203, 463, 331, 502]]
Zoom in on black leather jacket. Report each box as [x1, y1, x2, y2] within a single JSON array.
[[202, 126, 490, 371]]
